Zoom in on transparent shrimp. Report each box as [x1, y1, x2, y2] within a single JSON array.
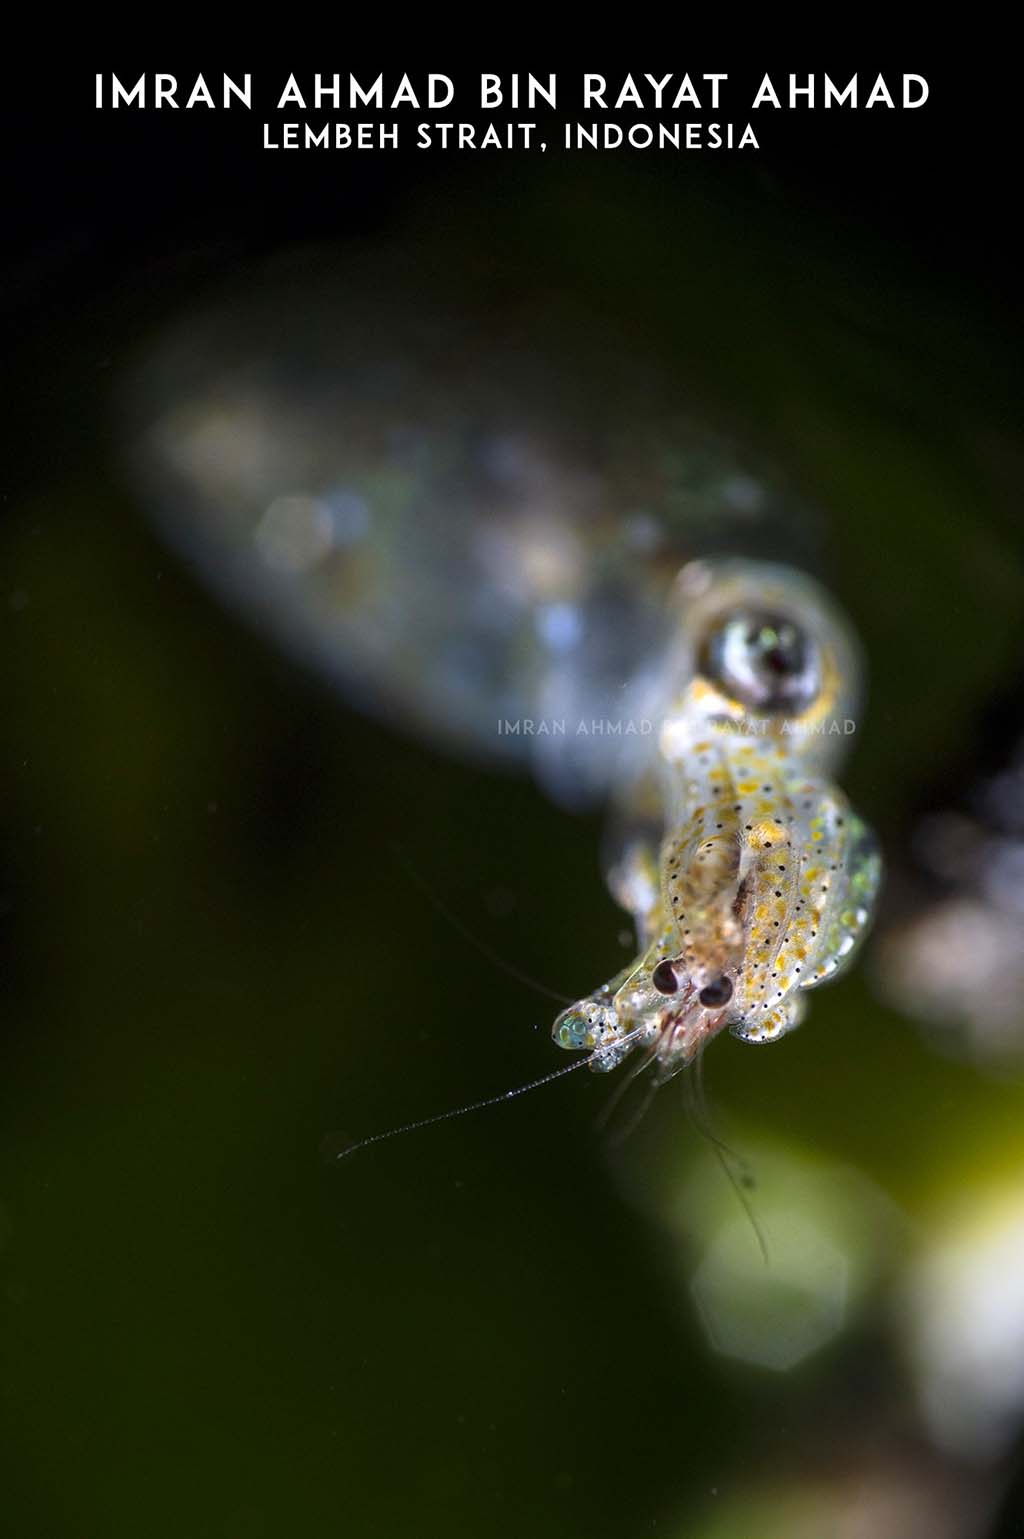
[[553, 559, 882, 1079]]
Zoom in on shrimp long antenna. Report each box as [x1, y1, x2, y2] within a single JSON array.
[[334, 1025, 652, 1162], [334, 1057, 589, 1160], [390, 843, 573, 1007], [685, 1051, 769, 1267]]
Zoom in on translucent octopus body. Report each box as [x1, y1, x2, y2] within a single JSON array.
[[127, 259, 880, 1086], [553, 560, 881, 1079]]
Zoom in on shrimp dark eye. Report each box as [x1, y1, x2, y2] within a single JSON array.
[[699, 976, 734, 1009], [700, 609, 820, 715], [652, 960, 681, 994]]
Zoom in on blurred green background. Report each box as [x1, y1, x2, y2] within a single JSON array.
[[3, 143, 1024, 1538]]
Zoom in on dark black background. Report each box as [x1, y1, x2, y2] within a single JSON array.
[[4, 49, 1018, 321], [6, 47, 1019, 506]]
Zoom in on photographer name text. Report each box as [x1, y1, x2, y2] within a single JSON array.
[[93, 71, 930, 154]]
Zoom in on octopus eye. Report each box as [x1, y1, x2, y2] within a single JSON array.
[[699, 976, 734, 1009], [652, 959, 681, 994], [700, 609, 821, 715]]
